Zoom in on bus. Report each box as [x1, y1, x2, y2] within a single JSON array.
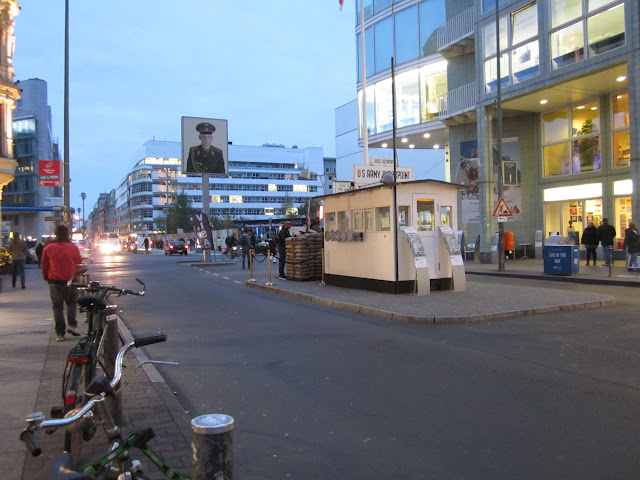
[[97, 232, 120, 254]]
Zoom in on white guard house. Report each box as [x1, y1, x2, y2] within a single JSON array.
[[318, 179, 465, 295]]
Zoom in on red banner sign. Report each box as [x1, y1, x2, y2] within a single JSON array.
[[38, 160, 61, 187]]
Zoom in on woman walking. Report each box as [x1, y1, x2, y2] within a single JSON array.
[[581, 221, 599, 266]]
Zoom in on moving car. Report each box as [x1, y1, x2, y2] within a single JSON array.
[[72, 238, 92, 259], [164, 240, 188, 255]]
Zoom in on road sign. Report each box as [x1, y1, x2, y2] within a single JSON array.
[[45, 216, 64, 222], [492, 197, 513, 217]]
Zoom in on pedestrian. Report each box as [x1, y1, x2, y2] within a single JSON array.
[[581, 221, 599, 266], [41, 224, 83, 342], [277, 222, 291, 279], [9, 232, 27, 289], [248, 228, 257, 248], [239, 229, 251, 269], [225, 233, 238, 256], [143, 237, 150, 253], [623, 222, 640, 272], [269, 235, 278, 263], [35, 241, 44, 268], [597, 218, 617, 266]]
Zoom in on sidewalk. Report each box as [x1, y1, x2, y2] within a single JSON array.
[[240, 257, 618, 324], [0, 267, 192, 480]]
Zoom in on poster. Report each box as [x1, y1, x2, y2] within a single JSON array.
[[181, 116, 228, 175]]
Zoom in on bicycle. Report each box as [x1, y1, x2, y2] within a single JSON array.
[[53, 278, 146, 464], [21, 332, 190, 480]]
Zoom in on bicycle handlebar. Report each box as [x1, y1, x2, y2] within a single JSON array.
[[70, 277, 146, 297], [21, 331, 166, 455]]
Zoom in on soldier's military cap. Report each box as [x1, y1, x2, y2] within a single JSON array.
[[196, 122, 215, 134]]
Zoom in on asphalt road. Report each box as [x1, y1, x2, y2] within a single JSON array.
[[88, 251, 640, 480]]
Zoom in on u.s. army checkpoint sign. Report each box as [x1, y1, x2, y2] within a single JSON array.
[[353, 165, 413, 187]]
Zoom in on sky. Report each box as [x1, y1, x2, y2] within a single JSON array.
[[13, 0, 357, 213]]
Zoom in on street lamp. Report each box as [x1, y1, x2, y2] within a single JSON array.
[[80, 192, 86, 233]]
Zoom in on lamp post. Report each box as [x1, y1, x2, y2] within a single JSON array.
[[80, 192, 86, 233], [63, 0, 71, 228]]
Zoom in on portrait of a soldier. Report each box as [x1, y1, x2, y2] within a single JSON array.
[[186, 122, 225, 174]]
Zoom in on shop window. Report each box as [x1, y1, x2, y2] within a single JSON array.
[[613, 92, 629, 129], [376, 206, 391, 231], [544, 143, 570, 176], [615, 196, 632, 237], [571, 101, 600, 137], [543, 110, 569, 143], [571, 136, 601, 173], [613, 92, 630, 168], [417, 199, 435, 231]]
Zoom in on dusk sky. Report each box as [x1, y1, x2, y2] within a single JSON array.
[[13, 1, 356, 212]]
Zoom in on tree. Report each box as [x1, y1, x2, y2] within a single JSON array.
[[282, 194, 297, 218], [297, 198, 322, 219], [166, 192, 193, 233]]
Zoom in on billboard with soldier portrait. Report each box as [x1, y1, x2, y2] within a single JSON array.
[[181, 116, 228, 175]]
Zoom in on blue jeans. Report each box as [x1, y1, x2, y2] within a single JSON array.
[[601, 245, 613, 265], [48, 282, 78, 336], [242, 249, 250, 268], [12, 259, 25, 287]]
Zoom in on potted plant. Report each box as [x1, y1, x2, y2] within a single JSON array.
[[0, 247, 11, 291]]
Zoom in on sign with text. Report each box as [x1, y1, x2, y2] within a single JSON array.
[[38, 160, 61, 187], [333, 181, 352, 193], [44, 196, 64, 207], [353, 165, 413, 187], [370, 157, 395, 166]]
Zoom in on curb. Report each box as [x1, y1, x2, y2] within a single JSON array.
[[245, 282, 615, 324], [466, 270, 640, 287]]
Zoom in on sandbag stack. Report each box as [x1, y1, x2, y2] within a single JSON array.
[[284, 233, 323, 281]]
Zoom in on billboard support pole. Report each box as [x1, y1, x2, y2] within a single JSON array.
[[202, 173, 211, 263]]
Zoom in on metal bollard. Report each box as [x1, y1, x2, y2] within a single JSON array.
[[191, 414, 234, 480], [609, 246, 614, 277], [265, 250, 274, 286], [318, 248, 326, 286]]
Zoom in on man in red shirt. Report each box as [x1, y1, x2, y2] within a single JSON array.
[[41, 225, 83, 342]]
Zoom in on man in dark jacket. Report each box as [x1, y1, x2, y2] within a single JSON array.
[[597, 218, 616, 266], [277, 222, 291, 279], [581, 221, 599, 266], [623, 222, 640, 272]]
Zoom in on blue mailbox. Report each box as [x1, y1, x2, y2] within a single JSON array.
[[543, 245, 580, 275]]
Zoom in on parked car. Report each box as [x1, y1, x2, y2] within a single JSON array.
[[164, 240, 188, 255]]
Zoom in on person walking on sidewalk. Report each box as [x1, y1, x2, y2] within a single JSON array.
[[277, 222, 291, 279], [581, 221, 599, 266], [41, 225, 83, 342], [597, 218, 617, 266], [9, 232, 27, 288], [239, 229, 251, 269], [623, 222, 640, 272]]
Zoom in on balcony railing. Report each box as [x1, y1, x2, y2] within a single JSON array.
[[437, 8, 475, 52], [439, 82, 477, 119]]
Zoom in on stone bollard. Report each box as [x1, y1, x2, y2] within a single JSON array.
[[191, 414, 234, 480]]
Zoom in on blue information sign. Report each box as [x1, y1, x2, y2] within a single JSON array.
[[543, 245, 579, 275]]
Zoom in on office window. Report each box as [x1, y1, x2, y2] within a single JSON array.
[[374, 16, 393, 74], [482, 0, 507, 13], [551, 0, 581, 28], [484, 17, 508, 58], [420, 61, 447, 122], [229, 195, 243, 203], [395, 6, 418, 65], [551, 1, 624, 69], [419, 0, 445, 56], [512, 41, 539, 83], [375, 78, 393, 133], [374, 0, 392, 14], [293, 184, 308, 193], [356, 27, 375, 80]]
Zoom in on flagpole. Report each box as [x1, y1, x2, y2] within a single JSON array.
[[360, 0, 369, 166]]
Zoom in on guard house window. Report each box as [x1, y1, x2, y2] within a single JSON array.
[[376, 206, 391, 231], [326, 212, 337, 231], [441, 206, 452, 226], [417, 199, 435, 231], [543, 101, 601, 176], [354, 210, 365, 231], [365, 209, 375, 231], [337, 211, 350, 230], [550, 1, 624, 70], [613, 92, 630, 168], [483, 3, 539, 92], [398, 206, 410, 228]]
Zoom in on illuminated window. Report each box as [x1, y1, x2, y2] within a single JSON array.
[[211, 195, 222, 203], [613, 92, 630, 168], [285, 207, 298, 216], [264, 207, 274, 215], [268, 184, 277, 192], [417, 200, 434, 231], [293, 184, 308, 193], [229, 195, 243, 203]]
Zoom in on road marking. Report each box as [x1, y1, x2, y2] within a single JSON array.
[[222, 276, 230, 280], [233, 280, 242, 284]]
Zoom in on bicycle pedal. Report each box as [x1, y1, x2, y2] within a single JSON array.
[[50, 406, 65, 419]]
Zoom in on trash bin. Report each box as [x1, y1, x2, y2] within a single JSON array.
[[505, 230, 515, 259], [543, 245, 579, 275]]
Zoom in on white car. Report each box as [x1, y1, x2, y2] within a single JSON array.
[[72, 238, 92, 259]]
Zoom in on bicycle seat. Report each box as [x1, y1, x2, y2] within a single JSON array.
[[77, 295, 107, 311], [38, 452, 92, 480]]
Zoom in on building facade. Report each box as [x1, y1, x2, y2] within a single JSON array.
[[0, 0, 21, 242], [352, 0, 638, 260], [2, 78, 61, 240], [107, 140, 328, 238]]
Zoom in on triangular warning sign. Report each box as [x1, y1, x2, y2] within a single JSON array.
[[493, 197, 513, 217]]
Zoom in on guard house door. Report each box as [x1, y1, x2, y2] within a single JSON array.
[[413, 194, 440, 278]]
